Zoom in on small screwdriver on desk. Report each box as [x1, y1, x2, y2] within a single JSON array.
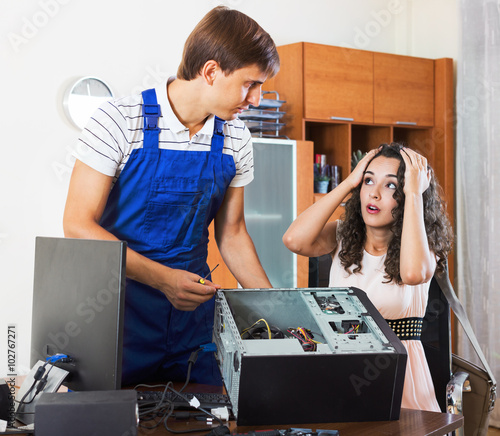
[[198, 264, 219, 284]]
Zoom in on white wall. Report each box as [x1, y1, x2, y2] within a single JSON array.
[[0, 0, 458, 376]]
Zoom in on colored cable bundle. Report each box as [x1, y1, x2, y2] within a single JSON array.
[[287, 327, 322, 352], [344, 324, 360, 334]]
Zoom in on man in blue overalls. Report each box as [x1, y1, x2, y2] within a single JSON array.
[[63, 6, 278, 386]]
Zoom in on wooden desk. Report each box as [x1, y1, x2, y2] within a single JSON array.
[[138, 408, 463, 436], [10, 401, 463, 435], [232, 410, 462, 436], [8, 378, 463, 436], [135, 383, 463, 436]]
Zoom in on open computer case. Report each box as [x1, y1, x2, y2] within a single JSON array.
[[213, 287, 407, 426]]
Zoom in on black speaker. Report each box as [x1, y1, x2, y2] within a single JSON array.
[[34, 390, 137, 436], [0, 380, 15, 427]]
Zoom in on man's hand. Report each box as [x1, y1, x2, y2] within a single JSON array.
[[154, 266, 221, 311]]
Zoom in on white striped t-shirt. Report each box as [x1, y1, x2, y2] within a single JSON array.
[[73, 79, 254, 187]]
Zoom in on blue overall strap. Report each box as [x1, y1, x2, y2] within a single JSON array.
[[141, 89, 161, 150], [211, 116, 225, 154]]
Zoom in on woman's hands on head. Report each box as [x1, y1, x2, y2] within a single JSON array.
[[345, 148, 379, 189], [344, 145, 431, 197], [400, 147, 431, 196]]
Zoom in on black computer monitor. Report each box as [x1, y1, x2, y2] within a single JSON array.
[[30, 236, 127, 391]]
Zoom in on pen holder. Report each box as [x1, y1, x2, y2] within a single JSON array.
[[330, 165, 341, 190]]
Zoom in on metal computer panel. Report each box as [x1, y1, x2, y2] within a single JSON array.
[[213, 287, 407, 426]]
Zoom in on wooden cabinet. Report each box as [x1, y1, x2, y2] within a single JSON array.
[[275, 43, 435, 130], [374, 52, 434, 126], [303, 43, 374, 123], [264, 42, 455, 280]]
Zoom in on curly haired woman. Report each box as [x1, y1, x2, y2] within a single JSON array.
[[283, 142, 453, 411]]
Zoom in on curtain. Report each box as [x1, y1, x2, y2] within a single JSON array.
[[456, 0, 500, 427]]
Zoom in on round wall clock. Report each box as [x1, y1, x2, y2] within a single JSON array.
[[63, 77, 114, 129]]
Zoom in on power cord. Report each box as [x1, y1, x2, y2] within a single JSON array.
[[15, 354, 72, 407]]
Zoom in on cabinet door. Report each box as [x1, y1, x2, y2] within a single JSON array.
[[244, 139, 297, 288], [374, 53, 434, 126], [303, 43, 374, 123]]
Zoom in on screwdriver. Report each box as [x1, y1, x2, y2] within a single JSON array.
[[198, 264, 219, 284]]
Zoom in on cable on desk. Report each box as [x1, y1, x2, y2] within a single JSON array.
[[206, 425, 230, 436], [135, 382, 175, 431], [135, 344, 224, 434], [136, 382, 224, 433]]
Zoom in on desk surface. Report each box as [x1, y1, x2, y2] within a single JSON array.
[[134, 383, 463, 436], [8, 378, 463, 436], [138, 408, 463, 436]]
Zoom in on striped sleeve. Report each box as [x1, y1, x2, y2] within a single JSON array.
[[229, 123, 254, 188], [72, 100, 133, 177]]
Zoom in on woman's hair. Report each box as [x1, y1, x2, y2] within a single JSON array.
[[337, 142, 453, 284], [177, 6, 280, 81]]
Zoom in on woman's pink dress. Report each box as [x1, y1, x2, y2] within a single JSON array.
[[329, 243, 441, 412]]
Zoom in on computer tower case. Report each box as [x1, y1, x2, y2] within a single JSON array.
[[213, 287, 407, 426]]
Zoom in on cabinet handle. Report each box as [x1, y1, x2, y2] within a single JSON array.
[[396, 121, 417, 126], [330, 116, 354, 122]]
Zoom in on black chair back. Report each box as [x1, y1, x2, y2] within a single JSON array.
[[422, 276, 453, 412]]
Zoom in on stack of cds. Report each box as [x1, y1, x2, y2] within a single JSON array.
[[239, 91, 286, 138]]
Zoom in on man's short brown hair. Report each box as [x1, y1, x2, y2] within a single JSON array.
[[177, 6, 280, 81]]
